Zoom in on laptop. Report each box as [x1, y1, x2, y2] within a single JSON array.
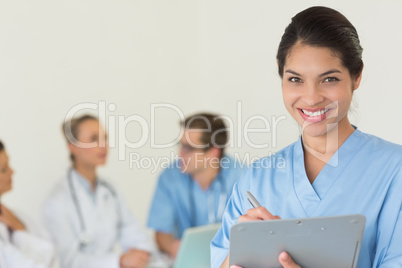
[[174, 223, 221, 268]]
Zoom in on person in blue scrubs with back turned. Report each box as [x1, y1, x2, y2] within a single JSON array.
[[212, 6, 402, 268], [148, 113, 244, 259]]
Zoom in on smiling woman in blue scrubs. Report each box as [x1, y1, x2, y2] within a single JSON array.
[[211, 6, 402, 268]]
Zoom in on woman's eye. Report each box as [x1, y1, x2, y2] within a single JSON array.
[[324, 77, 339, 82], [289, 77, 302, 83]]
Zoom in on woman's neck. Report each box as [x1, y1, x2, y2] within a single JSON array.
[[302, 119, 355, 163], [73, 162, 97, 191]]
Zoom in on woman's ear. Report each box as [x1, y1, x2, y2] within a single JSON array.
[[68, 143, 77, 156], [353, 65, 364, 91]]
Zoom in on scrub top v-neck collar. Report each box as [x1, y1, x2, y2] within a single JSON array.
[[292, 128, 366, 216]]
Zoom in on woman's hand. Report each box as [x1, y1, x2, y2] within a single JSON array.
[[278, 252, 301, 268], [229, 208, 301, 268], [229, 252, 301, 268], [221, 206, 282, 267], [238, 206, 281, 222], [120, 249, 150, 268], [0, 204, 25, 231]]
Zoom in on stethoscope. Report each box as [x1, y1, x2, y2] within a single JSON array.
[[188, 174, 227, 227], [67, 168, 122, 249]]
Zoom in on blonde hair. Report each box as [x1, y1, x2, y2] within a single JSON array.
[[62, 114, 99, 162]]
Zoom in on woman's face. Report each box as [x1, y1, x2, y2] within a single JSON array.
[[282, 44, 362, 138], [0, 150, 14, 195], [70, 120, 108, 168]]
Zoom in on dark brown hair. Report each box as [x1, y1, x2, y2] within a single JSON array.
[[0, 141, 4, 152], [181, 113, 228, 157], [277, 6, 363, 79], [62, 114, 99, 162]]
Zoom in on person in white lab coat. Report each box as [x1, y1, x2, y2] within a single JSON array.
[[42, 114, 154, 268], [0, 140, 57, 268]]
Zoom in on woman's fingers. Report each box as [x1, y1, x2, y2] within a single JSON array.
[[278, 252, 301, 268], [233, 208, 282, 268], [239, 207, 280, 221]]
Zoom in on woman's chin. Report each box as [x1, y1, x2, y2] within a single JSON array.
[[0, 186, 12, 195], [301, 122, 334, 138], [97, 160, 107, 166]]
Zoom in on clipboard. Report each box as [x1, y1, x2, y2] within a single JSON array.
[[229, 214, 366, 268]]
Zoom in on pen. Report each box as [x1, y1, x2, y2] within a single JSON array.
[[246, 191, 261, 208]]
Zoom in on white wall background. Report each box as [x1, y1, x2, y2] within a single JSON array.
[[1, 0, 401, 229]]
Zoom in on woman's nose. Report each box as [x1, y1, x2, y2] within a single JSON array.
[[302, 84, 325, 106]]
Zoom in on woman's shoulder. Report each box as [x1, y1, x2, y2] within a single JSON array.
[[42, 174, 72, 211], [236, 141, 298, 188], [355, 129, 402, 158], [9, 209, 50, 239], [46, 177, 69, 198], [249, 140, 297, 170]]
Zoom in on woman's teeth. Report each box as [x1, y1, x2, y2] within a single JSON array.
[[301, 109, 329, 117]]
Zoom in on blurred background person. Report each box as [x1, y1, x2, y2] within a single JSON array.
[[0, 140, 58, 268], [147, 112, 245, 259], [42, 115, 153, 268]]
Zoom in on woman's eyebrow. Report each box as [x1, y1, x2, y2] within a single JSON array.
[[285, 70, 301, 76], [285, 69, 342, 77], [319, 69, 341, 77]]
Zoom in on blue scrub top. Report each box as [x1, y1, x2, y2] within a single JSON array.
[[147, 155, 245, 239], [211, 129, 402, 268]]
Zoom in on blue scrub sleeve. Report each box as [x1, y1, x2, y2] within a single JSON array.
[[147, 172, 177, 234], [375, 166, 402, 267], [211, 181, 246, 267]]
